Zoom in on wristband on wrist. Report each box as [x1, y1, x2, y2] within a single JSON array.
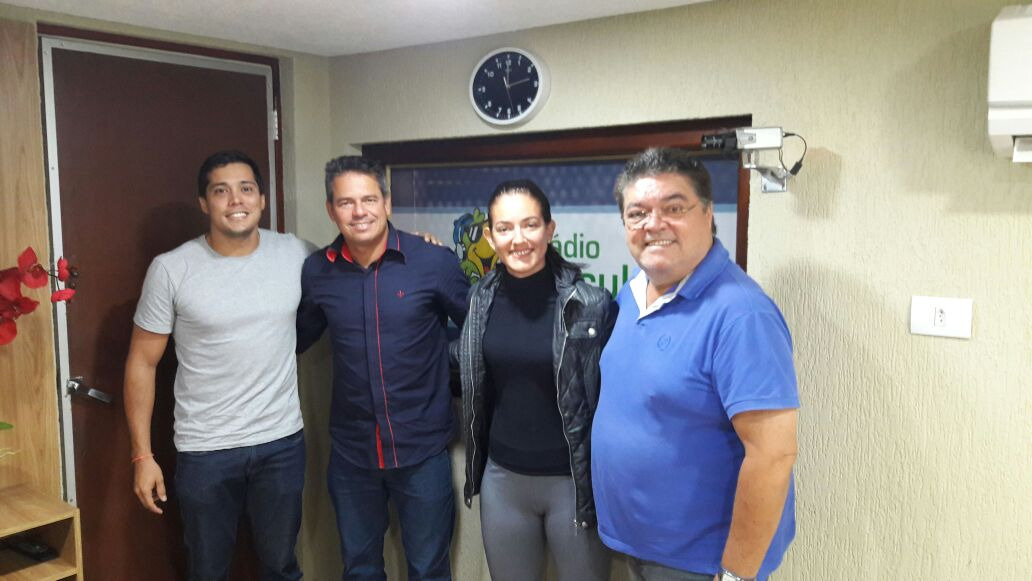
[[719, 567, 756, 581], [131, 453, 154, 464]]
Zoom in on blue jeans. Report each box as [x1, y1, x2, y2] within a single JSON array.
[[175, 430, 305, 581], [327, 448, 455, 581]]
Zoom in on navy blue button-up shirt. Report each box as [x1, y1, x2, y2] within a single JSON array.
[[297, 223, 469, 470]]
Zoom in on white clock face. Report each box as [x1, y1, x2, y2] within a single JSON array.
[[470, 48, 549, 126]]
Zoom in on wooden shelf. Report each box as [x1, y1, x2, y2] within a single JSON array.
[[0, 485, 82, 581], [0, 550, 77, 581]]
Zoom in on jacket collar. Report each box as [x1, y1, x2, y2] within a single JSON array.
[[480, 258, 582, 302]]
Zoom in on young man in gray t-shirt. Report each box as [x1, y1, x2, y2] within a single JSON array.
[[124, 151, 314, 581]]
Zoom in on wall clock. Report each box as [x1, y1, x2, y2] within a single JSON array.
[[469, 48, 549, 126]]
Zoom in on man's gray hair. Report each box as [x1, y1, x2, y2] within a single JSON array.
[[613, 147, 714, 211], [613, 147, 716, 235], [324, 156, 389, 202]]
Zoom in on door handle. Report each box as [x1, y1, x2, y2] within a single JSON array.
[[67, 377, 113, 404]]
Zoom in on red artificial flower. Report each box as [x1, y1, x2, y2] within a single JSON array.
[[15, 296, 39, 315], [51, 288, 76, 303], [17, 247, 48, 289], [0, 318, 16, 346], [0, 268, 20, 301], [57, 257, 70, 281], [0, 295, 38, 319]]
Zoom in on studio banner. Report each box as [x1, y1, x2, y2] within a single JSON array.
[[390, 158, 739, 295]]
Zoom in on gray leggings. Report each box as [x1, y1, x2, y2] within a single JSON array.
[[479, 459, 610, 581]]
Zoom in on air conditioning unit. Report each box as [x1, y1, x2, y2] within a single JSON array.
[[988, 4, 1032, 162]]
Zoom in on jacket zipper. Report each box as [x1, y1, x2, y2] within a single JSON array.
[[555, 286, 583, 530], [465, 291, 479, 506]]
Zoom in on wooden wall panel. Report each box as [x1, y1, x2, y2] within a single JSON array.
[[0, 18, 62, 497]]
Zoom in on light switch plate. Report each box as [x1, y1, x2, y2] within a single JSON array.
[[910, 296, 973, 339]]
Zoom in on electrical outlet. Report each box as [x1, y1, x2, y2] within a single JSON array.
[[911, 296, 973, 339]]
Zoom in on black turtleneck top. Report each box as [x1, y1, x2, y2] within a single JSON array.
[[482, 266, 570, 475]]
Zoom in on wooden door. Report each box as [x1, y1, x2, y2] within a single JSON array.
[[42, 34, 279, 580]]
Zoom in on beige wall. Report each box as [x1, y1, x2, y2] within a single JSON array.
[[318, 0, 1032, 578], [3, 0, 1030, 578]]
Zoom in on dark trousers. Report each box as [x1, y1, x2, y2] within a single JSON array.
[[628, 556, 715, 581], [175, 430, 305, 581], [327, 448, 455, 581]]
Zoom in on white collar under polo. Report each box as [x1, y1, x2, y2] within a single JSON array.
[[629, 269, 690, 320]]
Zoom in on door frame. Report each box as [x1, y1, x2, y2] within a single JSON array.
[[38, 31, 282, 505]]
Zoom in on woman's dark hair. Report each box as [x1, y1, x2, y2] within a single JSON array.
[[487, 179, 581, 274]]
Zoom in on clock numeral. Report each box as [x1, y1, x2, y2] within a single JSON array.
[[517, 104, 523, 113], [526, 97, 532, 104], [486, 100, 492, 108], [485, 70, 494, 78], [533, 80, 539, 88], [506, 108, 512, 118], [496, 107, 502, 116], [528, 64, 535, 73], [476, 86, 486, 94]]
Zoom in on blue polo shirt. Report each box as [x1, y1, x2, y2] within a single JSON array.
[[591, 239, 798, 579], [297, 223, 469, 470]]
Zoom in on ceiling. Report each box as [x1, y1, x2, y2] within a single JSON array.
[[8, 0, 715, 56]]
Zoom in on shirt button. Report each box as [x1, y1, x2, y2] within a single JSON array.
[[587, 327, 597, 337]]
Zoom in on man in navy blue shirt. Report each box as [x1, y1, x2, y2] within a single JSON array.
[[298, 156, 469, 581]]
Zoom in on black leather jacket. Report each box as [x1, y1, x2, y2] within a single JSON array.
[[457, 259, 615, 528]]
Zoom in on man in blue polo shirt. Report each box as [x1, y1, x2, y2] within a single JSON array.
[[297, 156, 469, 581], [592, 147, 799, 581]]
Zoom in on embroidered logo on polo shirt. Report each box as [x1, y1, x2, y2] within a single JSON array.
[[657, 334, 672, 351], [396, 290, 405, 299]]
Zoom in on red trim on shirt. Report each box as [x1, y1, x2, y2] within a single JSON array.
[[373, 262, 401, 468], [333, 234, 394, 266], [339, 243, 354, 263], [375, 424, 385, 469]]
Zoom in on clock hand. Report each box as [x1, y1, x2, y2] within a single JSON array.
[[507, 77, 531, 88], [504, 82, 514, 110], [502, 72, 514, 110]]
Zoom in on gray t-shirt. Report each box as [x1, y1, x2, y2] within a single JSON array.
[[134, 229, 315, 452]]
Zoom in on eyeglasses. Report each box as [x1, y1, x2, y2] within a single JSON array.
[[622, 203, 697, 230]]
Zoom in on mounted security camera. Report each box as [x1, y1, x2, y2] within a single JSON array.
[[701, 126, 806, 193], [701, 127, 784, 151]]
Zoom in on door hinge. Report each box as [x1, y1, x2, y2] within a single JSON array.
[[272, 109, 280, 141]]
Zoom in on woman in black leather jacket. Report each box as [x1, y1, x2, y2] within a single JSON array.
[[458, 179, 615, 581]]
